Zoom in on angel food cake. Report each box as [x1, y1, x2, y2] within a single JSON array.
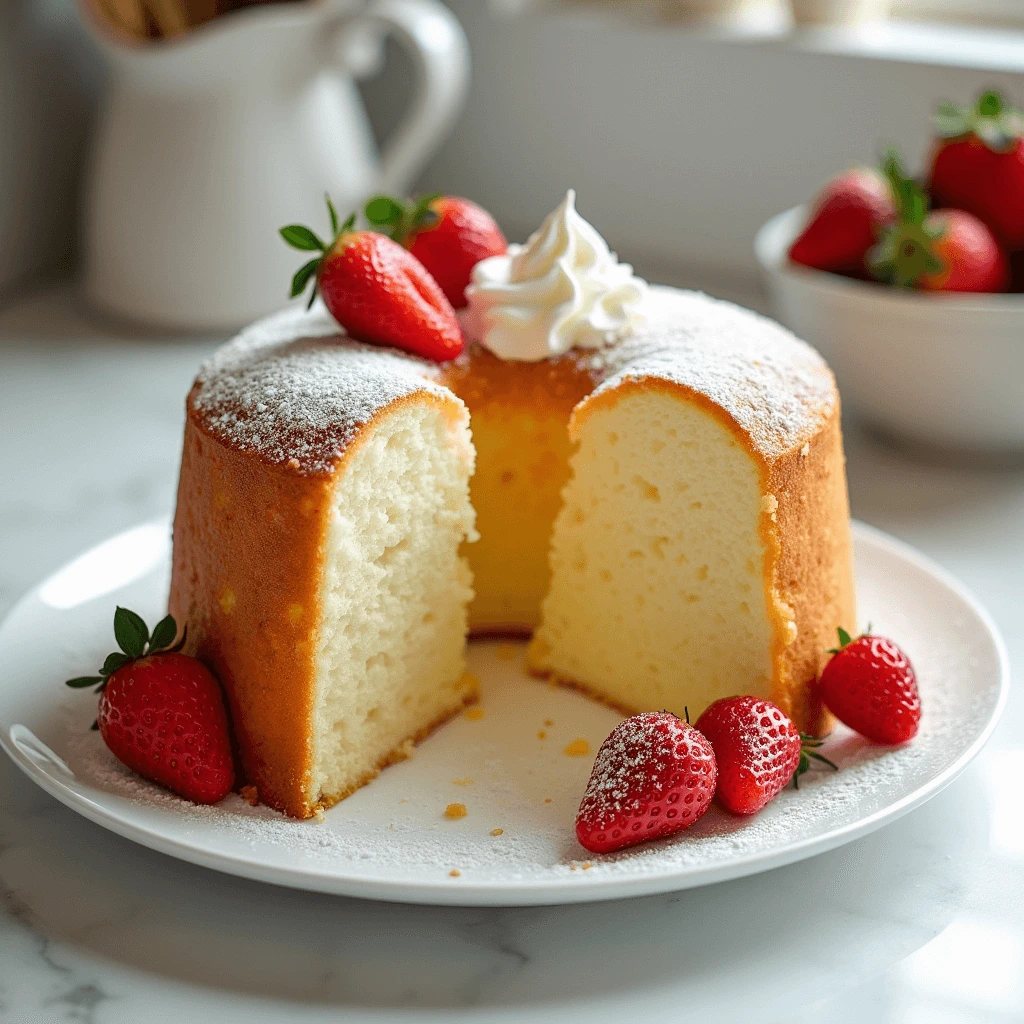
[[170, 192, 855, 819]]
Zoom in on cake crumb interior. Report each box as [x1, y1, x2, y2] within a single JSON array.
[[310, 400, 477, 805], [529, 389, 775, 719]]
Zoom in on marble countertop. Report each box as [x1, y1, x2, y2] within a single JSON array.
[[1, 287, 1022, 1024]]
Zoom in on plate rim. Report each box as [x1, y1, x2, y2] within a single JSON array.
[[0, 519, 1010, 907]]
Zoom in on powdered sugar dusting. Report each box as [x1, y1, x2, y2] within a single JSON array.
[[194, 287, 834, 476], [190, 306, 450, 475], [590, 288, 837, 459]]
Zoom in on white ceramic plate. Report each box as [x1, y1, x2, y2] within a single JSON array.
[[0, 520, 1008, 907]]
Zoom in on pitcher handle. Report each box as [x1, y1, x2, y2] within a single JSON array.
[[340, 0, 469, 196]]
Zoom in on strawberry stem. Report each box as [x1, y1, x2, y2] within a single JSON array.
[[793, 733, 839, 789], [65, 608, 186, 693], [326, 193, 341, 237], [280, 196, 358, 308], [364, 193, 440, 244], [932, 89, 1024, 152], [827, 626, 854, 654], [870, 149, 945, 289]]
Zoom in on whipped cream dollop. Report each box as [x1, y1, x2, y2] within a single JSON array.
[[463, 190, 648, 361]]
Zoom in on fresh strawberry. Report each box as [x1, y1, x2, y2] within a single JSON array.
[[695, 696, 836, 815], [281, 196, 463, 362], [575, 711, 717, 854], [871, 155, 1009, 293], [818, 628, 921, 745], [789, 158, 898, 277], [918, 210, 1009, 292], [929, 90, 1024, 251], [67, 607, 235, 804], [364, 193, 507, 308], [874, 205, 1008, 293]]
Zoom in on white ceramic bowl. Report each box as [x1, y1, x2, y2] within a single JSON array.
[[755, 206, 1024, 453]]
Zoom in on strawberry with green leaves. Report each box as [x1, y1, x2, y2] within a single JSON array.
[[871, 151, 1008, 293], [929, 90, 1024, 251], [364, 193, 507, 308], [67, 607, 235, 804], [281, 195, 464, 362], [818, 628, 921, 745]]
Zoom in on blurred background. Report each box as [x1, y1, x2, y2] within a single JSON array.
[[6, 0, 1024, 306]]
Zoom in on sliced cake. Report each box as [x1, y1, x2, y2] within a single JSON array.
[[169, 192, 855, 818]]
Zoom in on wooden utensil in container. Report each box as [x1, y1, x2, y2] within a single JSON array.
[[89, 0, 277, 41]]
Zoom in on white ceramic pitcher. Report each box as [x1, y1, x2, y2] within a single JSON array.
[[80, 0, 469, 330]]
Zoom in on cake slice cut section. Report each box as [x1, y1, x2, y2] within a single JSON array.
[[528, 384, 778, 720], [529, 381, 855, 735], [310, 398, 478, 808]]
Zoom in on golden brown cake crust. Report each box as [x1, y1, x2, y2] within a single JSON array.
[[767, 401, 855, 735], [170, 412, 329, 817]]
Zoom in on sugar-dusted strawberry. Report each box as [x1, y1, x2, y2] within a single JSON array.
[[929, 90, 1024, 251], [364, 193, 507, 308], [789, 157, 898, 277], [695, 696, 836, 815], [575, 711, 716, 855], [67, 607, 235, 803], [281, 196, 463, 362], [818, 628, 921, 745]]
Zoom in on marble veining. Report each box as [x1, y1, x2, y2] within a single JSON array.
[[1, 288, 1022, 1024]]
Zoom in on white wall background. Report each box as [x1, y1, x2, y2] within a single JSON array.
[[0, 0, 100, 297], [4, 0, 1024, 300], [369, 2, 1024, 287]]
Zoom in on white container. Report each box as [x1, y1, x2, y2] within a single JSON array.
[[755, 206, 1024, 453], [80, 0, 469, 331]]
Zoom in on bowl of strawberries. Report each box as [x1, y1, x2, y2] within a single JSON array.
[[756, 90, 1024, 453]]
